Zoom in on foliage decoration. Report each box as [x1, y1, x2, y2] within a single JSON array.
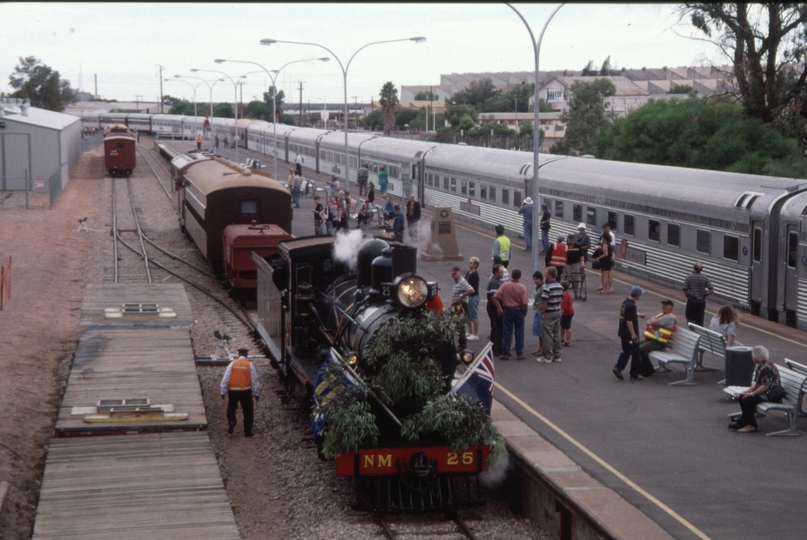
[[401, 394, 508, 467]]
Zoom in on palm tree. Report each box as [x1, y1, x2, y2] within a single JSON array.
[[379, 81, 399, 136]]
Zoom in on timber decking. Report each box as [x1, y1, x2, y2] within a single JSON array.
[[32, 432, 239, 540], [80, 283, 195, 329], [55, 328, 207, 434]]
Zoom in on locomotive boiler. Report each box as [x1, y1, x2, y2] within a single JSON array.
[[253, 234, 502, 512]]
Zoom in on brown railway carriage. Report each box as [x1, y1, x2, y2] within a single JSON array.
[[103, 123, 136, 177], [171, 155, 292, 275]]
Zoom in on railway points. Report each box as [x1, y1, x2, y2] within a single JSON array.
[[196, 136, 807, 539]]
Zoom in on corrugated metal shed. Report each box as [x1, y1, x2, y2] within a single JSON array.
[[32, 432, 239, 540], [0, 98, 81, 200]]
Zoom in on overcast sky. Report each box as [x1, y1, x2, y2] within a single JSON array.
[[1, 3, 723, 106]]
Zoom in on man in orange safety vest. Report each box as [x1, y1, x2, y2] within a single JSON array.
[[220, 347, 261, 437]]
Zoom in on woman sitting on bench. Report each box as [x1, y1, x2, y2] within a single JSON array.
[[731, 345, 780, 433]]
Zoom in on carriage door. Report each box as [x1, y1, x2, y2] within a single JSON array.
[[749, 220, 763, 316], [783, 223, 800, 327]]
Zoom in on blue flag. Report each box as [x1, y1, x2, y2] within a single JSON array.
[[452, 342, 495, 415]]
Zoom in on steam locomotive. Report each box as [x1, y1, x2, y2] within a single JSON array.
[[253, 234, 499, 512]]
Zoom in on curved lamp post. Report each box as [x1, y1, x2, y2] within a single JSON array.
[[506, 3, 564, 273], [191, 68, 246, 163], [175, 75, 225, 137], [164, 78, 199, 136], [260, 36, 426, 193], [215, 57, 330, 182]]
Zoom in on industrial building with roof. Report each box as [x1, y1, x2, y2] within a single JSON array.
[[0, 97, 82, 206]]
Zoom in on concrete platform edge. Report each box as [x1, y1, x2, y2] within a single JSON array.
[[492, 400, 674, 540]]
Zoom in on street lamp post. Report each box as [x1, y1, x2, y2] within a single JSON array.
[[165, 78, 198, 137], [191, 68, 246, 163], [506, 3, 564, 274], [214, 57, 329, 183], [260, 36, 426, 193], [175, 75, 225, 137]]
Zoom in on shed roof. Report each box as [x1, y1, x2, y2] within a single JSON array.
[[1, 104, 80, 131]]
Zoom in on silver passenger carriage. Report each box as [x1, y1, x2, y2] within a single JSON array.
[[777, 189, 807, 329], [358, 137, 437, 202]]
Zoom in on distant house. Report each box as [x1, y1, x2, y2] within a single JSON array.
[[476, 112, 564, 151]]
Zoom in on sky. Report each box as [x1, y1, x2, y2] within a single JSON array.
[[0, 3, 723, 106]]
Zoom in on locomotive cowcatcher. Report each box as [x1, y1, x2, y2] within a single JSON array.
[[253, 234, 499, 512]]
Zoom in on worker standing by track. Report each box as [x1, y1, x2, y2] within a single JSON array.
[[220, 348, 261, 437]]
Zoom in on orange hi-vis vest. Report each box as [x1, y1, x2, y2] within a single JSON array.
[[644, 313, 677, 343], [550, 242, 568, 268], [228, 358, 253, 391]]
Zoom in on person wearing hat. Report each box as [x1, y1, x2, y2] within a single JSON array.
[[613, 286, 646, 381], [519, 197, 534, 251], [544, 232, 569, 280], [406, 194, 422, 240], [639, 299, 677, 376], [539, 202, 551, 254], [492, 224, 511, 268], [574, 223, 591, 265], [220, 347, 261, 437]]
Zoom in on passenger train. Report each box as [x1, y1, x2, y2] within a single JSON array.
[[81, 111, 807, 330]]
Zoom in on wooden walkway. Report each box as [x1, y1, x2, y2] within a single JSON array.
[[55, 328, 207, 434], [80, 283, 195, 329], [32, 432, 239, 540]]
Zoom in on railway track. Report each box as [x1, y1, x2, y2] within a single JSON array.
[[372, 512, 480, 540]]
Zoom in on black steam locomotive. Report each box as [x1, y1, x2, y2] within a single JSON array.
[[253, 235, 501, 512]]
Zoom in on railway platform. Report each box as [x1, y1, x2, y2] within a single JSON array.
[[177, 140, 807, 539]]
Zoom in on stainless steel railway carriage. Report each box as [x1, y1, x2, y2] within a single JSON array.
[[82, 112, 807, 329], [170, 153, 292, 274]]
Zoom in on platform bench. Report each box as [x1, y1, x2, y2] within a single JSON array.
[[729, 366, 807, 437], [651, 327, 702, 386], [688, 323, 725, 372]]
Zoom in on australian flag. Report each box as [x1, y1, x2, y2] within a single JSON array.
[[312, 348, 359, 441], [452, 342, 495, 415]]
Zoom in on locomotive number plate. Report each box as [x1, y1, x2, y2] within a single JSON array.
[[335, 446, 491, 477]]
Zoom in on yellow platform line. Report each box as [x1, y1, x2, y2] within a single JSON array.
[[497, 383, 711, 540]]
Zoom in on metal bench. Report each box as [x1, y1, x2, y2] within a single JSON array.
[[729, 366, 807, 437], [688, 323, 724, 372], [651, 327, 702, 386]]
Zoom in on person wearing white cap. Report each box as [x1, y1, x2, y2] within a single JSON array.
[[574, 223, 591, 264], [519, 197, 534, 251]]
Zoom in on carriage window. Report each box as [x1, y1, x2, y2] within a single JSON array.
[[514, 191, 522, 206], [444, 176, 449, 190], [573, 204, 582, 223], [788, 232, 798, 268], [480, 185, 487, 200], [608, 212, 618, 231], [648, 220, 660, 242], [450, 178, 457, 192], [489, 187, 496, 202], [753, 227, 762, 263], [586, 207, 596, 226], [555, 201, 563, 219], [624, 215, 635, 236], [696, 229, 711, 254], [241, 200, 258, 214], [724, 235, 739, 261], [469, 181, 475, 198], [502, 189, 510, 206], [427, 173, 433, 186], [667, 224, 680, 247], [461, 179, 467, 195]]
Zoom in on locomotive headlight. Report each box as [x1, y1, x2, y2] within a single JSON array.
[[346, 354, 358, 367], [459, 349, 475, 365], [396, 276, 429, 308]]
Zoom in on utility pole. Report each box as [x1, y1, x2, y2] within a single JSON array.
[[157, 64, 165, 113], [135, 95, 142, 112], [297, 81, 304, 127]]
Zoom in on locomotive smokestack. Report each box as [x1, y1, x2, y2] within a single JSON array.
[[371, 248, 393, 292], [391, 245, 417, 277], [357, 238, 389, 288]]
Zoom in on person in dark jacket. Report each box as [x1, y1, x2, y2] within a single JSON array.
[[392, 204, 405, 242], [406, 194, 422, 240]]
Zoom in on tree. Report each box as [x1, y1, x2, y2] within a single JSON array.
[[214, 103, 234, 118], [551, 78, 616, 156], [669, 84, 696, 95], [394, 108, 419, 128], [442, 104, 478, 128], [8, 56, 76, 111], [448, 78, 502, 107], [379, 81, 399, 135], [168, 100, 195, 116], [362, 109, 384, 130], [594, 96, 807, 177], [581, 60, 597, 76], [414, 90, 436, 101], [680, 3, 807, 123]]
